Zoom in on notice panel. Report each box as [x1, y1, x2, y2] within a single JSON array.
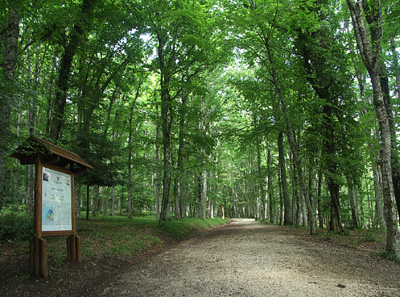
[[41, 166, 72, 232]]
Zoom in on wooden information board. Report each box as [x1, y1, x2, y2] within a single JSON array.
[[11, 137, 92, 277]]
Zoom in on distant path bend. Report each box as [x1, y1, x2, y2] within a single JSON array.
[[103, 219, 400, 297]]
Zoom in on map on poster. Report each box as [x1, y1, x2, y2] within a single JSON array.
[[41, 167, 72, 232]]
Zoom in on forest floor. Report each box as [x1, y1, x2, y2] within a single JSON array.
[[1, 219, 400, 296]]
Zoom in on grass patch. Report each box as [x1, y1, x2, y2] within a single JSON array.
[[1, 212, 227, 272], [317, 227, 386, 251], [159, 217, 226, 239], [372, 250, 400, 263]]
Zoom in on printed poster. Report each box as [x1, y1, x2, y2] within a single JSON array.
[[41, 167, 72, 232]]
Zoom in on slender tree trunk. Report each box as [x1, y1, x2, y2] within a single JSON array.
[[153, 82, 161, 219], [278, 167, 283, 225], [127, 83, 142, 218], [75, 183, 81, 218], [93, 185, 99, 217], [267, 146, 275, 223], [111, 185, 115, 216], [200, 164, 207, 220], [173, 92, 188, 219], [347, 175, 360, 229], [256, 141, 266, 221], [389, 36, 400, 101], [317, 169, 324, 229], [278, 133, 292, 225], [372, 146, 386, 229], [289, 155, 301, 226], [180, 156, 188, 219], [103, 187, 109, 216], [127, 104, 134, 218], [159, 81, 173, 224]]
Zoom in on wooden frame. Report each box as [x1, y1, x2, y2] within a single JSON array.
[[11, 137, 91, 277]]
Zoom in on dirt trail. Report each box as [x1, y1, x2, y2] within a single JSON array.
[[103, 219, 400, 297]]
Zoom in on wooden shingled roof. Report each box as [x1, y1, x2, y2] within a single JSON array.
[[11, 137, 93, 173]]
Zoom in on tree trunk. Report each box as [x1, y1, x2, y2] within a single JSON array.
[[153, 82, 161, 219], [278, 133, 292, 225], [347, 0, 399, 255], [159, 81, 173, 224], [265, 45, 315, 233], [93, 185, 99, 217], [0, 0, 20, 211], [127, 104, 134, 218], [389, 36, 400, 101], [347, 175, 360, 229], [256, 142, 266, 221], [200, 164, 207, 220], [49, 0, 94, 140], [323, 103, 342, 233], [267, 146, 275, 223], [317, 169, 324, 229], [75, 183, 81, 218], [111, 185, 115, 216], [278, 168, 283, 225], [372, 141, 386, 229], [379, 62, 400, 218], [173, 92, 188, 219]]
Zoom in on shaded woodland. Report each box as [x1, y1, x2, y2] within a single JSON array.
[[1, 0, 400, 256]]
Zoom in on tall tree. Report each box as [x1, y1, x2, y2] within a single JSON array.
[[49, 0, 95, 140], [0, 0, 20, 211], [347, 0, 399, 255]]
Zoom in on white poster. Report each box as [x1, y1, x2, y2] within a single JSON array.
[[41, 167, 72, 232]]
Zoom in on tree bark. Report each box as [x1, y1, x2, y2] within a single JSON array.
[[267, 146, 275, 223], [389, 36, 400, 101], [347, 175, 360, 229], [93, 184, 99, 217], [49, 0, 94, 140], [0, 0, 20, 211], [173, 92, 188, 219], [317, 169, 324, 229], [278, 133, 292, 225], [347, 0, 399, 255], [256, 140, 266, 221], [263, 37, 315, 233], [379, 62, 400, 218], [159, 75, 173, 224]]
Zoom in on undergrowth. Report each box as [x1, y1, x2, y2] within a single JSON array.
[[1, 212, 227, 272]]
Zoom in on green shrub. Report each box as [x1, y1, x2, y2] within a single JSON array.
[[0, 213, 33, 242]]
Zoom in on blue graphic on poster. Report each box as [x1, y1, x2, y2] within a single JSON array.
[[42, 167, 72, 232]]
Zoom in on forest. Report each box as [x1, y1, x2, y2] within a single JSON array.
[[1, 0, 400, 257]]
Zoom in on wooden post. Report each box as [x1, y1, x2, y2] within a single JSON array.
[[33, 237, 40, 276], [67, 235, 81, 262], [39, 238, 48, 277], [31, 155, 47, 276], [29, 239, 34, 274]]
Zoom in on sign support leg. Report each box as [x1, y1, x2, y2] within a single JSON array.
[[29, 237, 48, 277], [67, 235, 81, 262]]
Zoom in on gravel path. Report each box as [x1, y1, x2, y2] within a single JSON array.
[[103, 219, 400, 296]]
